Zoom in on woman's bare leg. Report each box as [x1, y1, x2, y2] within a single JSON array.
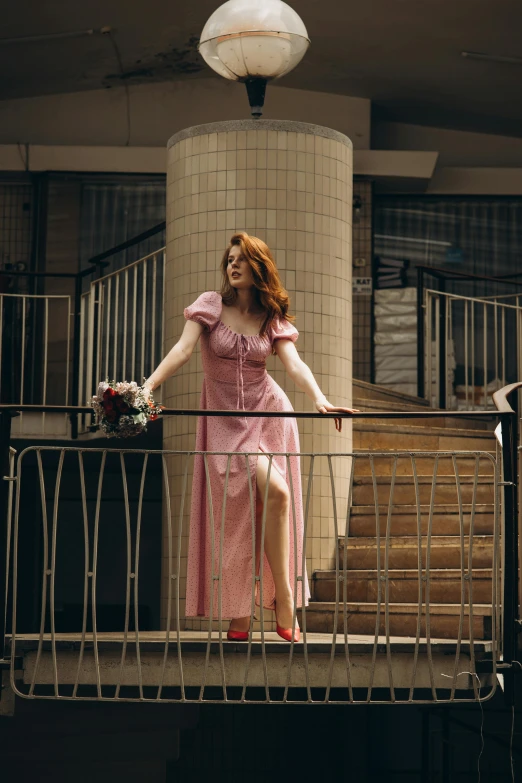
[[255, 453, 296, 630], [228, 454, 297, 632]]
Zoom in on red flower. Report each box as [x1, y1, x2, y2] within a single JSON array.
[[104, 409, 119, 423], [103, 399, 114, 412], [115, 396, 130, 414], [103, 387, 117, 400]]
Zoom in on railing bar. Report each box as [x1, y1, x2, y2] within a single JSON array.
[[94, 285, 103, 401], [131, 266, 137, 379], [325, 455, 339, 703], [78, 295, 86, 417], [85, 284, 95, 403], [343, 455, 355, 700], [471, 303, 475, 410], [491, 454, 500, 686], [9, 449, 21, 690], [113, 274, 119, 382], [49, 449, 65, 698], [494, 303, 499, 402], [42, 299, 49, 434], [241, 453, 257, 702], [367, 454, 381, 701], [133, 453, 148, 701], [72, 451, 90, 698], [432, 296, 436, 408], [175, 455, 189, 700], [483, 304, 488, 409], [467, 455, 480, 699], [28, 450, 50, 696], [408, 454, 423, 701], [300, 455, 315, 703], [161, 252, 166, 373], [122, 270, 128, 379], [140, 259, 147, 383], [446, 296, 451, 408], [157, 455, 174, 700], [20, 298, 26, 425], [464, 300, 469, 409], [425, 454, 439, 701], [199, 453, 216, 702], [258, 454, 273, 702], [0, 298, 3, 403], [424, 288, 522, 310], [384, 456, 397, 702], [283, 453, 299, 703], [65, 296, 72, 410], [426, 292, 432, 405], [151, 255, 157, 369], [501, 308, 506, 388], [104, 278, 111, 382], [114, 453, 133, 699], [91, 451, 106, 698], [217, 455, 232, 701], [450, 454, 466, 701], [94, 247, 165, 284]]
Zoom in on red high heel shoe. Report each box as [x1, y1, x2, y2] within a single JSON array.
[[275, 604, 300, 643], [227, 622, 250, 642]]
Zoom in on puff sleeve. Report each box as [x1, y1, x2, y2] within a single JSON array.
[[184, 291, 222, 331], [271, 318, 299, 343]]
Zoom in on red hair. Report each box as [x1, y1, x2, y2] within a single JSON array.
[[220, 232, 294, 338]]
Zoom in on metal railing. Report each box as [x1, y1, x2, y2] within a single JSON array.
[[0, 223, 166, 437], [0, 293, 73, 409], [79, 248, 165, 409], [416, 265, 522, 408], [1, 398, 519, 705], [425, 289, 522, 411]]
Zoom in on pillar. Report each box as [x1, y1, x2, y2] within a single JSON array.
[[162, 120, 352, 629]]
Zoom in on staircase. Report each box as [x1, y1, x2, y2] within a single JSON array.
[[304, 379, 498, 640]]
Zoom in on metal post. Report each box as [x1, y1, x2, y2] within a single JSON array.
[[70, 274, 82, 439], [417, 267, 425, 399], [500, 405, 519, 705], [0, 412, 12, 660], [439, 281, 447, 409]]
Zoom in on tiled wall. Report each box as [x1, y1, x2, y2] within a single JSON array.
[[163, 121, 353, 629]]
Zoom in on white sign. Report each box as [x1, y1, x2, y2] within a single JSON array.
[[353, 276, 373, 295]]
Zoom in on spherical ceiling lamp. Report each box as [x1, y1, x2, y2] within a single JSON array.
[[199, 0, 310, 118]]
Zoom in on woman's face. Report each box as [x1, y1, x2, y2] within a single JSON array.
[[226, 245, 255, 290]]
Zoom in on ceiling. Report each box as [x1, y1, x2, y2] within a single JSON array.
[[2, 0, 522, 136]]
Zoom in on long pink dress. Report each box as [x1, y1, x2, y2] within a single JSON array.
[[184, 291, 310, 619]]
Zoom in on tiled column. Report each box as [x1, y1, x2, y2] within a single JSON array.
[[162, 120, 352, 629]]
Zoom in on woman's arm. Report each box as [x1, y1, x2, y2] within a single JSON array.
[[144, 320, 203, 392], [274, 339, 357, 431]]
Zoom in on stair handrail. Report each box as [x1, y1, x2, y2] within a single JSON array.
[[493, 381, 522, 705]]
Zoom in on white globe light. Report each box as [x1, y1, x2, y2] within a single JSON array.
[[199, 0, 310, 82]]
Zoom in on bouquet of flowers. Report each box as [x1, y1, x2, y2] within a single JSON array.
[[91, 380, 162, 438]]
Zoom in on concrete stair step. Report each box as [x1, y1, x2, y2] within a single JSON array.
[[352, 455, 496, 476], [352, 474, 495, 506], [349, 504, 494, 536], [338, 535, 494, 569], [353, 423, 496, 452], [353, 379, 430, 408], [353, 398, 493, 431], [312, 568, 494, 604], [300, 602, 492, 640]]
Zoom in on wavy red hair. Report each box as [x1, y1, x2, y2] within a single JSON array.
[[220, 232, 294, 338]]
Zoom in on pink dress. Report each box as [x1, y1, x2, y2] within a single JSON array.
[[184, 291, 310, 619]]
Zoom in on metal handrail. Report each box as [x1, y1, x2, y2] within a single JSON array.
[[417, 266, 522, 402], [0, 391, 519, 702]]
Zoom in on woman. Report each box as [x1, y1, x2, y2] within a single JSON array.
[[145, 232, 354, 642]]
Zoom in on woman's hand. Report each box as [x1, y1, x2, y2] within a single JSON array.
[[315, 399, 359, 432]]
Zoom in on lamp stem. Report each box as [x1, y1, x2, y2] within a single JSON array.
[[245, 78, 267, 118]]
